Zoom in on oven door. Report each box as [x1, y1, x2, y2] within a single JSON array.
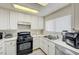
[[17, 41, 33, 55]]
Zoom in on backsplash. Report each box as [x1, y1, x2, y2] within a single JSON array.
[[43, 31, 62, 39], [31, 30, 43, 36]]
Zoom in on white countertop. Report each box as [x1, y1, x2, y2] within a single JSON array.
[[49, 38, 79, 53], [3, 37, 17, 41], [0, 37, 17, 42], [32, 35, 79, 53], [32, 35, 45, 38]]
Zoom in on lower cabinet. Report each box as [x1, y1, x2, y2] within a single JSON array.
[[40, 37, 55, 55], [0, 41, 4, 55], [48, 42, 55, 55], [33, 37, 40, 50], [55, 44, 79, 55], [4, 40, 16, 55], [40, 38, 49, 54]]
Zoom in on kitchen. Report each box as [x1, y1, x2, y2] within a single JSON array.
[[0, 3, 79, 55]]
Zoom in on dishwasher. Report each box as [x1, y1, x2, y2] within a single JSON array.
[[55, 44, 79, 55]]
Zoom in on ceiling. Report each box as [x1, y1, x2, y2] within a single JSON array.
[[0, 3, 69, 16]]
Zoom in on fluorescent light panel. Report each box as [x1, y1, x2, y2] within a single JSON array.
[[13, 4, 39, 13], [38, 3, 48, 6]]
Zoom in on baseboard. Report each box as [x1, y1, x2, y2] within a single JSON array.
[[33, 48, 40, 51], [33, 48, 47, 55]]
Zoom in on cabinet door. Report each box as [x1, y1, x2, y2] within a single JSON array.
[[40, 38, 49, 54], [5, 40, 16, 55], [43, 40, 48, 54], [0, 9, 9, 30], [31, 16, 44, 30], [33, 37, 40, 50], [23, 14, 32, 22], [0, 41, 4, 55], [39, 38, 43, 50], [38, 17, 44, 29], [10, 11, 17, 30], [17, 12, 24, 22], [31, 16, 38, 29], [48, 42, 55, 55]]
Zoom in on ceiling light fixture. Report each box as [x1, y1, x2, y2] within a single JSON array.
[[38, 3, 48, 6], [13, 4, 39, 13]]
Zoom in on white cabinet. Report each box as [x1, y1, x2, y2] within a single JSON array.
[[17, 12, 24, 22], [23, 14, 32, 22], [42, 39, 48, 54], [0, 41, 4, 55], [31, 16, 38, 29], [0, 8, 18, 30], [0, 9, 9, 30], [38, 17, 44, 29], [4, 40, 16, 55], [40, 37, 55, 55], [48, 42, 55, 55], [17, 13, 31, 23], [10, 11, 17, 30], [40, 38, 49, 54], [31, 16, 44, 30], [33, 37, 40, 50]]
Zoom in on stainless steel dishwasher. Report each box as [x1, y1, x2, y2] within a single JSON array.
[[55, 44, 79, 55]]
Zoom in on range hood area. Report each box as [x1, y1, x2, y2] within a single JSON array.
[[18, 21, 31, 25]]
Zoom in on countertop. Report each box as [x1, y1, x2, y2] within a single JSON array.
[[47, 38, 79, 54], [4, 37, 17, 41], [32, 35, 79, 53], [32, 35, 45, 38], [0, 37, 17, 42]]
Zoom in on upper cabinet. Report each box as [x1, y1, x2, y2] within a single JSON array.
[[0, 9, 9, 30], [31, 16, 38, 29], [17, 13, 32, 23], [38, 17, 44, 30], [0, 8, 17, 30], [10, 11, 18, 30], [23, 14, 32, 22], [31, 16, 44, 30], [17, 12, 24, 22]]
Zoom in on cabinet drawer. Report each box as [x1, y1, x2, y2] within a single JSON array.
[[5, 40, 16, 46], [0, 41, 4, 45]]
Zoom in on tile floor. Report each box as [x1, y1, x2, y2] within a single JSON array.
[[29, 49, 45, 55]]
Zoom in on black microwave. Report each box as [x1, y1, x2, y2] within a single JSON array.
[[0, 32, 3, 39], [63, 32, 79, 49]]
